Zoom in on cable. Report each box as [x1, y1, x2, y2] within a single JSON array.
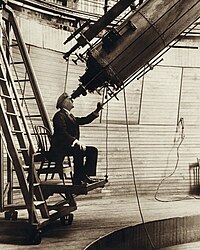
[[154, 118, 187, 202], [99, 88, 109, 180], [105, 89, 109, 179], [64, 57, 70, 92], [123, 88, 156, 250]]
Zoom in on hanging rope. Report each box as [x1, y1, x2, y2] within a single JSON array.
[[64, 57, 70, 92], [154, 118, 189, 202], [99, 87, 109, 180], [122, 87, 156, 250], [104, 89, 109, 180]]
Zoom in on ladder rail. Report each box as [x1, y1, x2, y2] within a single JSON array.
[[0, 6, 51, 221], [0, 4, 79, 227], [0, 133, 4, 212], [2, 34, 37, 137], [0, 98, 40, 223], [0, 43, 35, 155], [3, 5, 52, 133], [0, 73, 49, 220]]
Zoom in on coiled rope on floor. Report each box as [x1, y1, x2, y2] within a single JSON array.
[[154, 118, 189, 202]]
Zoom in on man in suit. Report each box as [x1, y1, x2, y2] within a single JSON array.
[[50, 93, 103, 185]]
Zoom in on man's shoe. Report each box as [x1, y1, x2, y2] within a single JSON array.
[[72, 178, 86, 185], [82, 175, 97, 184]]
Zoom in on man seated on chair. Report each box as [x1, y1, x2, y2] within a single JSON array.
[[50, 92, 103, 185]]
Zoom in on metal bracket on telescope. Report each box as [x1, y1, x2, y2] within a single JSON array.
[[104, 83, 119, 101], [63, 20, 91, 45], [72, 53, 86, 65], [63, 20, 91, 60]]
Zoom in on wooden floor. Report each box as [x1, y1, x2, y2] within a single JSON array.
[[163, 241, 200, 249], [1, 192, 200, 249]]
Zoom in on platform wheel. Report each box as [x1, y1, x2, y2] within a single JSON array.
[[60, 213, 74, 225], [5, 210, 18, 221], [29, 230, 42, 245]]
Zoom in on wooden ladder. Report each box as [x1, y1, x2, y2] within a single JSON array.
[[2, 5, 51, 133], [0, 52, 49, 221], [0, 7, 77, 237]]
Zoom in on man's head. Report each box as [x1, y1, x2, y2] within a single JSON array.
[[56, 93, 74, 111]]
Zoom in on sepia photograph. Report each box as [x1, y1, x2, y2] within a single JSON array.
[[0, 0, 200, 249]]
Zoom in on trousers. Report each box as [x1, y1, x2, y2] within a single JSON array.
[[65, 145, 98, 181]]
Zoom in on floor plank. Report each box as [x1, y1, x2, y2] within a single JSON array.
[[1, 194, 200, 249]]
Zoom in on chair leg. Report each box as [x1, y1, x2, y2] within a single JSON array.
[[45, 161, 52, 181], [38, 161, 45, 178], [67, 156, 74, 184], [50, 162, 58, 180], [70, 171, 73, 184], [54, 161, 66, 183]]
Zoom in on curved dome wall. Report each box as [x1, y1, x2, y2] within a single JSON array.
[[85, 215, 200, 250]]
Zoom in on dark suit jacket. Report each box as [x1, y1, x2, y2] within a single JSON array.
[[50, 108, 98, 157]]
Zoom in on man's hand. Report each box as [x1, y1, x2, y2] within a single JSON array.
[[94, 102, 103, 114], [75, 140, 86, 151]]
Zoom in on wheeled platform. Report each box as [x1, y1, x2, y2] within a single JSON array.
[[0, 204, 76, 244], [0, 178, 107, 244], [40, 178, 108, 196]]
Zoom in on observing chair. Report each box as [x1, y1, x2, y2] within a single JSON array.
[[34, 125, 73, 183]]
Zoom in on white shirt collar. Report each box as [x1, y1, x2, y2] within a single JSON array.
[[63, 108, 70, 115]]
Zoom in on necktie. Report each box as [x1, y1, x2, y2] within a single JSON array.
[[69, 113, 76, 121]]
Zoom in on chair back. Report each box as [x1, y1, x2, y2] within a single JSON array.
[[34, 125, 52, 153], [35, 125, 72, 182]]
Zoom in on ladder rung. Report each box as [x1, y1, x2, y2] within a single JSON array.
[[11, 61, 24, 65], [22, 165, 29, 171], [12, 165, 29, 171], [10, 43, 18, 47], [0, 77, 6, 82], [19, 96, 36, 100], [33, 183, 40, 187], [6, 111, 17, 116], [14, 79, 30, 83], [25, 115, 42, 118], [34, 201, 46, 207], [12, 186, 21, 189], [12, 165, 28, 171], [0, 94, 12, 99], [12, 130, 23, 134], [18, 148, 29, 152]]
